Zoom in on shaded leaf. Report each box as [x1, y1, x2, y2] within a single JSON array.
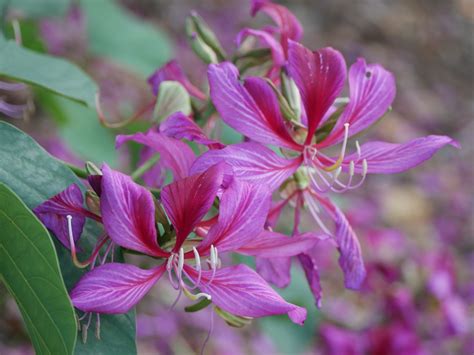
[[0, 182, 77, 355], [0, 38, 97, 107]]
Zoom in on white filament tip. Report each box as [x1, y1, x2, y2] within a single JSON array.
[[349, 161, 355, 176], [356, 141, 361, 158], [193, 247, 201, 271], [178, 248, 184, 274], [362, 159, 368, 175]]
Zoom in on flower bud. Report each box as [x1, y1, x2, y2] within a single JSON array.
[[85, 161, 102, 176], [85, 190, 100, 215], [185, 16, 218, 64], [189, 11, 226, 60], [281, 71, 302, 121]]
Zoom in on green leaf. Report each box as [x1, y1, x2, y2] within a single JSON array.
[[81, 0, 172, 76], [0, 182, 77, 355], [1, 0, 71, 18], [0, 122, 137, 354], [153, 81, 191, 122], [0, 38, 97, 107]]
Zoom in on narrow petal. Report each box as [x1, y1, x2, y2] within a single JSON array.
[[148, 60, 206, 100], [251, 0, 303, 51], [161, 163, 225, 251], [185, 264, 306, 325], [341, 135, 460, 174], [322, 58, 396, 147], [70, 263, 165, 313], [256, 257, 292, 288], [34, 184, 87, 250], [116, 129, 195, 181], [198, 179, 271, 254], [208, 62, 300, 150], [298, 253, 323, 308], [237, 230, 327, 258], [287, 41, 346, 143], [159, 112, 224, 148], [101, 165, 167, 257], [318, 197, 366, 289], [191, 142, 303, 192], [236, 28, 285, 67]]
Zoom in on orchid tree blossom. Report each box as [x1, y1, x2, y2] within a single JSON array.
[[65, 163, 327, 325], [190, 41, 457, 292]]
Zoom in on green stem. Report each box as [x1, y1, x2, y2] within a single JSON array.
[[131, 153, 160, 181], [61, 160, 88, 179]]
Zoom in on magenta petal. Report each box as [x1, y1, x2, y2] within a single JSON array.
[[287, 41, 346, 142], [250, 0, 303, 51], [185, 264, 306, 325], [341, 135, 460, 174], [148, 60, 206, 100], [208, 62, 300, 150], [237, 231, 327, 258], [160, 163, 225, 251], [198, 179, 271, 254], [256, 257, 292, 288], [236, 28, 285, 67], [159, 112, 224, 148], [116, 129, 195, 181], [323, 58, 396, 146], [101, 165, 167, 257], [298, 253, 323, 308], [70, 263, 165, 313], [321, 199, 366, 289], [34, 184, 86, 250], [191, 142, 303, 192]]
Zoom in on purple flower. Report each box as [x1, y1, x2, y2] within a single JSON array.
[[190, 41, 457, 291], [68, 164, 325, 324]]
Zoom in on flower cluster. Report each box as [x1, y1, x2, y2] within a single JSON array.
[[34, 0, 457, 340]]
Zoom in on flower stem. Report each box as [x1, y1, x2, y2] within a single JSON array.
[[131, 153, 160, 181]]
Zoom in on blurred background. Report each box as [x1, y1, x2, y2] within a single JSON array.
[[0, 0, 472, 354]]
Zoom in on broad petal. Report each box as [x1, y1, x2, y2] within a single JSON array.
[[251, 0, 303, 51], [148, 60, 206, 100], [323, 58, 396, 147], [185, 264, 306, 325], [236, 28, 285, 67], [159, 112, 224, 148], [256, 257, 292, 288], [208, 62, 300, 150], [287, 41, 346, 142], [319, 197, 366, 289], [161, 163, 225, 251], [198, 179, 271, 254], [191, 142, 302, 192], [341, 135, 460, 174], [101, 165, 167, 257], [34, 184, 86, 250], [116, 129, 195, 181], [70, 263, 165, 313], [237, 231, 327, 258], [298, 253, 323, 308]]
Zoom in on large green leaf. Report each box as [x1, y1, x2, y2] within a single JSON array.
[[0, 182, 77, 355], [1, 0, 71, 18], [0, 121, 137, 354], [0, 37, 97, 107], [81, 0, 172, 76]]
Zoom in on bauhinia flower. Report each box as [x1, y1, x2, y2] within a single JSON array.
[[189, 40, 458, 291], [67, 163, 326, 325]]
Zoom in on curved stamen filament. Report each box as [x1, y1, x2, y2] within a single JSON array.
[[303, 191, 331, 235], [321, 123, 349, 172]]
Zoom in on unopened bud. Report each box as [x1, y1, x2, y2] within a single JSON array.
[[189, 11, 226, 60], [85, 161, 102, 176], [281, 71, 302, 121], [185, 16, 218, 64]]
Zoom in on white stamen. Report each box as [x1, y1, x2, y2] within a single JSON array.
[[195, 292, 212, 300], [166, 254, 174, 271], [193, 247, 201, 271], [356, 140, 361, 159], [178, 248, 184, 276], [349, 161, 355, 176]]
